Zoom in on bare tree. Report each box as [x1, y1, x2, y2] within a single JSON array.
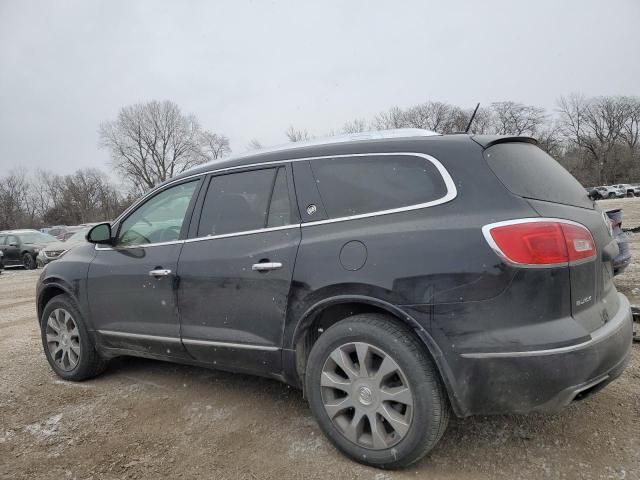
[[0, 169, 31, 229], [452, 106, 494, 134], [535, 123, 564, 158], [40, 169, 129, 225], [285, 126, 311, 142], [490, 101, 547, 136], [200, 131, 231, 161], [99, 100, 208, 193], [247, 138, 263, 151], [557, 94, 629, 184], [372, 106, 408, 130], [341, 119, 369, 134], [403, 101, 460, 133]]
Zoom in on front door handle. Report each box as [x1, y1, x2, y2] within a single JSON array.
[[251, 262, 283, 272], [149, 269, 172, 277]]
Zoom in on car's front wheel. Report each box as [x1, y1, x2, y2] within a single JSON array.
[[305, 314, 449, 469], [40, 294, 106, 381]]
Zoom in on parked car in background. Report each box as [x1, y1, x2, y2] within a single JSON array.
[[591, 185, 626, 199], [37, 227, 90, 266], [585, 186, 599, 200], [0, 250, 4, 273], [37, 131, 633, 468], [59, 226, 85, 242], [46, 226, 68, 240], [610, 184, 640, 197], [0, 230, 58, 269]]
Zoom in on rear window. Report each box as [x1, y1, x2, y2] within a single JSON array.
[[484, 143, 593, 209], [309, 155, 448, 218]]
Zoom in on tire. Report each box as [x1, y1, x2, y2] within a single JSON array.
[[305, 314, 449, 469], [40, 294, 106, 381], [608, 193, 616, 199], [22, 252, 36, 270]]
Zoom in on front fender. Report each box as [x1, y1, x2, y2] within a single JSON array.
[[36, 243, 94, 326]]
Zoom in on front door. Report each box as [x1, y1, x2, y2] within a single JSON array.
[[177, 166, 301, 374], [4, 235, 21, 265], [87, 179, 201, 358]]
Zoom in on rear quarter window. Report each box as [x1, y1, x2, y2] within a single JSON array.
[[309, 155, 448, 218], [484, 143, 593, 209]]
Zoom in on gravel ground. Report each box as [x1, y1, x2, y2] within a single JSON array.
[[1, 201, 639, 480]]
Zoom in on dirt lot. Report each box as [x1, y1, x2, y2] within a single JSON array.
[[1, 200, 639, 480]]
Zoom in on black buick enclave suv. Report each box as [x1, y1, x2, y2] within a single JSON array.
[[37, 130, 633, 468]]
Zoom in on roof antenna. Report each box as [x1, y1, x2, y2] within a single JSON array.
[[465, 103, 480, 133]]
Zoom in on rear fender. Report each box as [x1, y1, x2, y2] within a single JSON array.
[[288, 294, 464, 416]]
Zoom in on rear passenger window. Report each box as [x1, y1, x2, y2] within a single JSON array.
[[198, 167, 292, 237], [310, 155, 447, 218]]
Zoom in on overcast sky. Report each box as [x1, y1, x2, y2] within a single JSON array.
[[1, 0, 639, 175]]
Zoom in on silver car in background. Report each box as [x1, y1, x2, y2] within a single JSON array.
[[37, 228, 89, 266]]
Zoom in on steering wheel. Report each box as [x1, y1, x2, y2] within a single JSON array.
[[159, 225, 181, 242], [120, 228, 150, 246]]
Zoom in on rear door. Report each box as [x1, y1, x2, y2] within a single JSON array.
[[177, 165, 301, 374], [483, 141, 619, 332]]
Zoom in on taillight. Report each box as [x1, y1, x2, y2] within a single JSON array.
[[483, 219, 596, 266]]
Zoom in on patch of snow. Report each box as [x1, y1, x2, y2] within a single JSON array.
[[24, 413, 63, 439]]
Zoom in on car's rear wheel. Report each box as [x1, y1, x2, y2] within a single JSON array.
[[22, 253, 36, 270], [305, 314, 449, 469], [608, 192, 616, 199], [40, 294, 106, 381]]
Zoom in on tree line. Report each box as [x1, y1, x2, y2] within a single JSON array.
[[2, 95, 639, 230], [0, 168, 133, 231]]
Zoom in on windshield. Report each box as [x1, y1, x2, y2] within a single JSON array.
[[19, 232, 57, 244]]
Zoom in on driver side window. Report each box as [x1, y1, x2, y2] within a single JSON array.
[[117, 181, 198, 247]]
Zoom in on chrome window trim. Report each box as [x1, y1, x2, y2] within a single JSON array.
[[481, 217, 597, 269], [301, 152, 457, 226], [98, 152, 456, 251], [183, 223, 300, 245], [96, 224, 301, 250]]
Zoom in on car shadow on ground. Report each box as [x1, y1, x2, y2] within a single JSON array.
[[96, 355, 598, 466]]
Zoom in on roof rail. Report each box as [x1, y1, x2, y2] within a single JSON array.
[[193, 128, 441, 172]]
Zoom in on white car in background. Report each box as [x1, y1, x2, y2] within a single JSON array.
[[593, 185, 625, 199], [610, 184, 640, 197]]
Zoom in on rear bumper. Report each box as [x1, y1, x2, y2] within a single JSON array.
[[454, 293, 633, 415]]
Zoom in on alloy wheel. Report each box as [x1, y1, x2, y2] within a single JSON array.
[[46, 308, 81, 371], [23, 254, 35, 269], [320, 342, 414, 450]]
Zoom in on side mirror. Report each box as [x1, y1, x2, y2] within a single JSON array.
[[86, 223, 112, 245]]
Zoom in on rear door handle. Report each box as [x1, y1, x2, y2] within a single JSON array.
[[149, 269, 172, 277], [251, 262, 283, 272]]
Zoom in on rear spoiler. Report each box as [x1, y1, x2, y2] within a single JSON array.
[[471, 135, 538, 149]]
